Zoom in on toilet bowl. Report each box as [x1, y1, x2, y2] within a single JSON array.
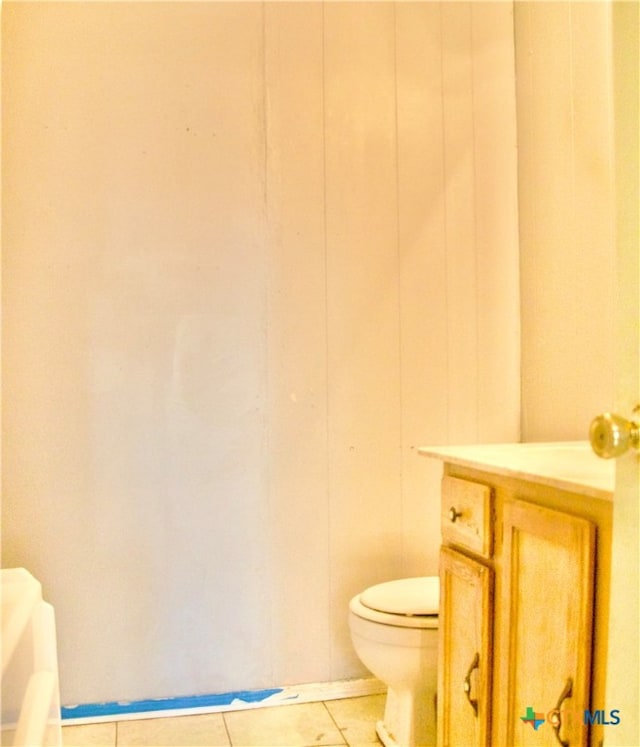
[[348, 577, 439, 747]]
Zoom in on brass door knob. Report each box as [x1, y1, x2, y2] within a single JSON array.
[[589, 410, 640, 459]]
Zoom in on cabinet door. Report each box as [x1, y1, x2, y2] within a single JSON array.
[[438, 546, 493, 747], [499, 499, 595, 746]]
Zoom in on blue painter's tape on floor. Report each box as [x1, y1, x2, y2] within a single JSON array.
[[61, 688, 284, 720]]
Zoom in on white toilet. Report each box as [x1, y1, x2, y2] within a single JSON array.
[[348, 576, 439, 747]]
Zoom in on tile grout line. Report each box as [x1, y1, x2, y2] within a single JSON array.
[[221, 709, 233, 747], [321, 701, 349, 747]]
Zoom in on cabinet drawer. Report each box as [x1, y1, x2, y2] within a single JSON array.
[[441, 476, 493, 558]]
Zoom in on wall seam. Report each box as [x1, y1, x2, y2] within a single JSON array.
[[320, 0, 333, 682], [568, 3, 578, 400], [392, 0, 405, 575], [512, 0, 526, 443], [470, 4, 480, 444], [439, 2, 450, 444], [260, 0, 274, 689]]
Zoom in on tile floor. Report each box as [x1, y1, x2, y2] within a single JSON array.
[[61, 694, 386, 747]]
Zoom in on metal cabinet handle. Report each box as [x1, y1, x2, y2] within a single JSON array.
[[448, 506, 462, 523], [548, 678, 572, 747], [462, 652, 480, 716]]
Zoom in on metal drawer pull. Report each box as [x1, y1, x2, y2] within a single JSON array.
[[462, 652, 480, 716], [448, 506, 462, 523], [548, 677, 573, 747]]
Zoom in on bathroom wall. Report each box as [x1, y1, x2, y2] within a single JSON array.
[[2, 2, 519, 705], [515, 2, 617, 442]]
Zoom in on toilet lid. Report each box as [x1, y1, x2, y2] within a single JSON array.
[[360, 576, 439, 616]]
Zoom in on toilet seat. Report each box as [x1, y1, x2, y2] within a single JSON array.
[[361, 577, 439, 615], [350, 576, 439, 630]]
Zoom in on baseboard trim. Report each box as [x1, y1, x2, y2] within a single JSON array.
[[61, 677, 386, 725]]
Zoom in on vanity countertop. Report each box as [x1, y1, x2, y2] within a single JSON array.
[[418, 441, 614, 500]]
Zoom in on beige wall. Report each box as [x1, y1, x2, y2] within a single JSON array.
[[515, 1, 617, 442], [2, 2, 519, 704]]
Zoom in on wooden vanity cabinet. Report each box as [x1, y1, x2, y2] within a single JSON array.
[[437, 464, 612, 747], [438, 546, 492, 747], [499, 500, 596, 746]]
